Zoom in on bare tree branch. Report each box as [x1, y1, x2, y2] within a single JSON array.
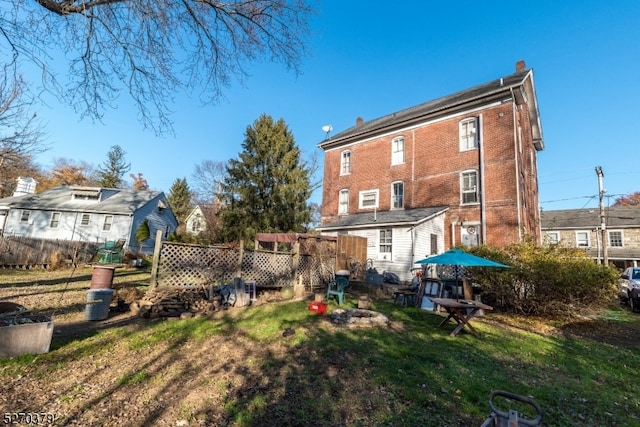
[[0, 1, 313, 134]]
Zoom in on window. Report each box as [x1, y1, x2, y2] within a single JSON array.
[[50, 212, 60, 228], [392, 182, 404, 209], [459, 118, 478, 151], [20, 210, 30, 223], [460, 171, 478, 204], [391, 136, 404, 165], [430, 234, 438, 255], [338, 189, 349, 215], [576, 231, 590, 247], [379, 229, 392, 258], [359, 189, 379, 209], [340, 150, 351, 175], [546, 232, 560, 244], [103, 215, 113, 231], [609, 231, 623, 247], [80, 214, 91, 226]]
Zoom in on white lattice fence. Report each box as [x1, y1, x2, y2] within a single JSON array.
[[156, 243, 240, 287], [155, 242, 328, 290]]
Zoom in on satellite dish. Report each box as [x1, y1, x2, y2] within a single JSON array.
[[322, 125, 333, 137]]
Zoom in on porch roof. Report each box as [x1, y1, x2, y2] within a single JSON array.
[[316, 206, 449, 231]]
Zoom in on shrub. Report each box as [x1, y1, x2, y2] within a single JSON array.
[[466, 241, 618, 316]]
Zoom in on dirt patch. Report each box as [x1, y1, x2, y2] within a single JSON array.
[[559, 317, 640, 348]]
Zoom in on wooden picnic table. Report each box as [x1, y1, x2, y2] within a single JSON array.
[[429, 297, 493, 337]]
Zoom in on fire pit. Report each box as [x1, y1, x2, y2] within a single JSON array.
[[330, 309, 390, 328]]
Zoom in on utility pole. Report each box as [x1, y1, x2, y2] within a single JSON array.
[[595, 166, 608, 266]]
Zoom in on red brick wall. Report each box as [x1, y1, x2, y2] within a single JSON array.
[[320, 101, 541, 248]]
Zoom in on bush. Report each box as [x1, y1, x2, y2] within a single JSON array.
[[466, 241, 618, 316]]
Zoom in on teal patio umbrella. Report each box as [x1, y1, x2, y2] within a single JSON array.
[[416, 249, 509, 299]]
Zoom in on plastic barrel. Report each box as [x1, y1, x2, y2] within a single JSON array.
[[85, 289, 114, 321], [90, 266, 115, 289]]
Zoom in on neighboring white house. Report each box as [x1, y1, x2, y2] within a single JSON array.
[[0, 185, 178, 254], [316, 206, 448, 282], [185, 205, 207, 235]]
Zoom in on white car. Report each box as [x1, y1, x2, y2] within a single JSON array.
[[619, 267, 640, 312]]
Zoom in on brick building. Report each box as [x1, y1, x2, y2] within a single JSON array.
[[316, 61, 544, 280]]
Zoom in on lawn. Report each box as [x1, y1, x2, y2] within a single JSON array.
[[0, 267, 639, 426]]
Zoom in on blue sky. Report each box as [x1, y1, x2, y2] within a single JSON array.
[[25, 1, 640, 211]]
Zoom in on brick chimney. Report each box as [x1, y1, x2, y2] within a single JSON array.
[[356, 117, 363, 125], [515, 60, 526, 73]]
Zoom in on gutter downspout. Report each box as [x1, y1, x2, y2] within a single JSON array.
[[478, 114, 487, 244], [510, 87, 523, 241]]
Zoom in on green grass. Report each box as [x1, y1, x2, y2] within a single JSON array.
[[1, 289, 639, 426]]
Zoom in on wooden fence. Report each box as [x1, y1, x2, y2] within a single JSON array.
[[150, 240, 336, 292], [0, 235, 100, 268]]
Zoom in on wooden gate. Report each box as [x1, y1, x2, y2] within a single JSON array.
[[336, 235, 367, 281]]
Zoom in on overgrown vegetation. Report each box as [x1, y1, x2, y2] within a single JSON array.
[[467, 242, 619, 315]]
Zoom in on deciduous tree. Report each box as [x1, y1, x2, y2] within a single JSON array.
[[219, 114, 312, 242], [612, 192, 640, 207], [0, 0, 313, 133], [191, 160, 228, 204], [130, 172, 149, 191], [0, 72, 47, 197]]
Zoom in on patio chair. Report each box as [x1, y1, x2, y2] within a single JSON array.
[[326, 276, 349, 306], [95, 239, 126, 264]]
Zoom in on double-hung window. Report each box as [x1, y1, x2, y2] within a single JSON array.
[[460, 170, 478, 204], [546, 232, 560, 244], [338, 189, 349, 215], [80, 213, 91, 226], [359, 189, 378, 209], [50, 212, 60, 228], [391, 136, 405, 165], [459, 118, 478, 151], [576, 231, 590, 247], [379, 229, 392, 259], [392, 182, 404, 209], [20, 210, 30, 223], [340, 150, 351, 175], [103, 215, 113, 231]]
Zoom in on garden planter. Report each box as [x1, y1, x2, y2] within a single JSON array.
[[0, 315, 54, 358]]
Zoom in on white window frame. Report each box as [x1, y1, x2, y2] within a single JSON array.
[[338, 189, 349, 215], [103, 215, 113, 231], [576, 231, 590, 247], [391, 136, 405, 165], [459, 118, 478, 151], [608, 230, 623, 247], [80, 213, 91, 227], [340, 150, 351, 175], [379, 228, 392, 260], [460, 170, 479, 205], [359, 189, 379, 209], [545, 232, 560, 244], [50, 212, 60, 228], [392, 181, 404, 209], [20, 210, 31, 223]]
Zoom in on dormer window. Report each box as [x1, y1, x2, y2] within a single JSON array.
[[71, 187, 101, 200]]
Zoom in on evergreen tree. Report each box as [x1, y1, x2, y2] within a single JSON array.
[[167, 177, 193, 226], [135, 219, 151, 253], [97, 145, 131, 188], [220, 114, 312, 242]]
